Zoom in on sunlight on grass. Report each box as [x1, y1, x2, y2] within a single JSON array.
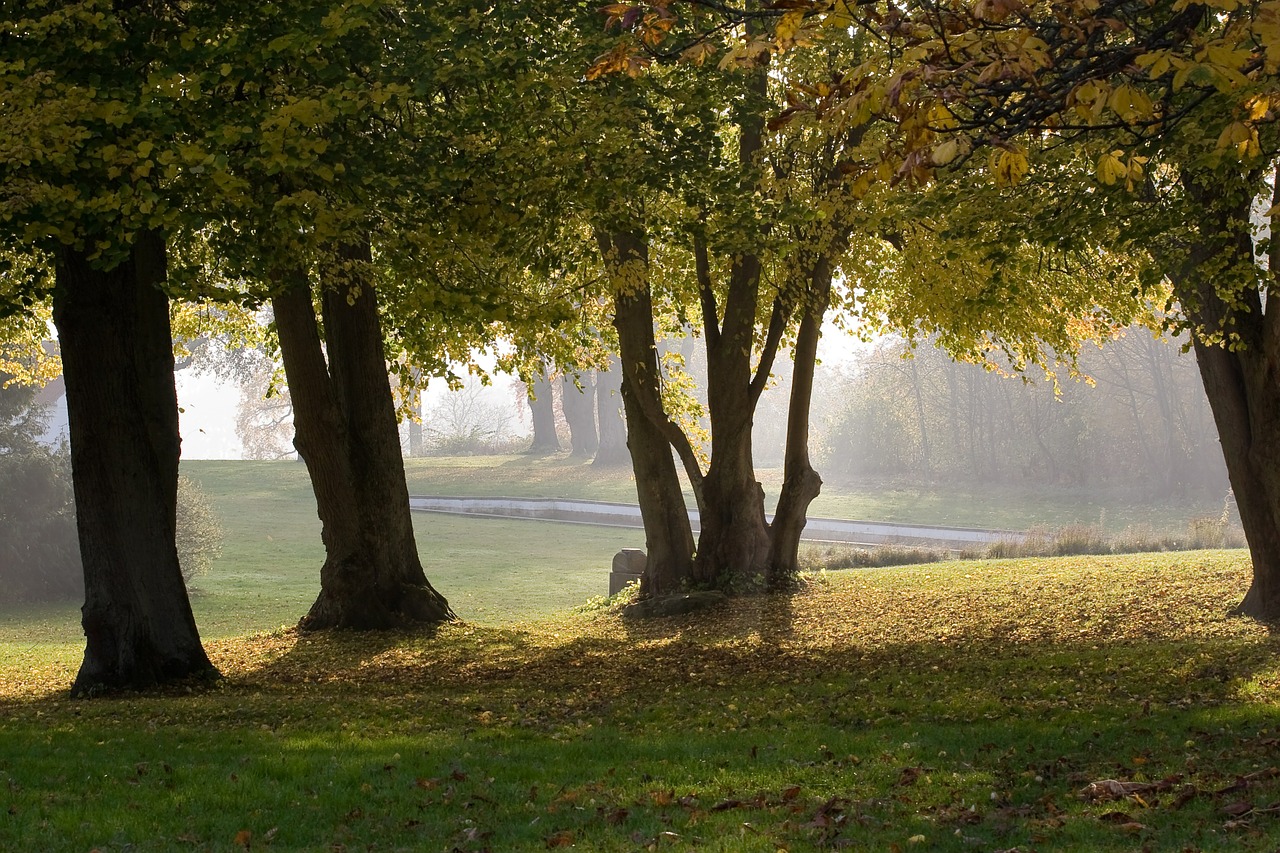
[[2, 551, 1278, 851]]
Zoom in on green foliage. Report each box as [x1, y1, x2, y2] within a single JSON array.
[[0, 449, 79, 604], [175, 475, 222, 585], [0, 384, 223, 601]]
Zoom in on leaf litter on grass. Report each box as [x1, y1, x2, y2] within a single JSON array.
[[3, 550, 1280, 851]]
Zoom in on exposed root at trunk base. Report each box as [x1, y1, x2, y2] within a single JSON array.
[[70, 655, 221, 699], [299, 582, 457, 632], [622, 590, 727, 620]]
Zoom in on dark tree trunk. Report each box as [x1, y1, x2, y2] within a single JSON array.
[[527, 366, 561, 453], [1169, 173, 1280, 620], [593, 354, 630, 466], [53, 231, 217, 697], [600, 230, 696, 596], [766, 257, 833, 590], [561, 372, 599, 457], [271, 245, 454, 631], [687, 57, 775, 590]]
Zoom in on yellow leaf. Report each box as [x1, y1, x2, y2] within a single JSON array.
[[988, 147, 1029, 187], [932, 138, 962, 166], [775, 9, 806, 46], [1096, 150, 1126, 185], [1215, 120, 1252, 151], [927, 102, 958, 130], [1135, 50, 1173, 79]]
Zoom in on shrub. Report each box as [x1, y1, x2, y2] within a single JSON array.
[[176, 475, 223, 585], [0, 453, 223, 604], [0, 448, 80, 603], [801, 543, 947, 571]]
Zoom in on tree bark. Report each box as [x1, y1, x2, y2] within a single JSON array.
[[53, 231, 217, 697], [526, 365, 561, 453], [599, 230, 696, 596], [561, 372, 599, 457], [690, 59, 773, 590], [766, 256, 833, 590], [1169, 173, 1280, 620], [272, 245, 454, 631], [593, 354, 630, 466]]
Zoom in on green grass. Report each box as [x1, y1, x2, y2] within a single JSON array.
[[2, 552, 1278, 851], [396, 453, 1225, 531], [0, 456, 1264, 850]]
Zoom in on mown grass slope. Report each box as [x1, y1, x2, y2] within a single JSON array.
[[2, 551, 1277, 851]]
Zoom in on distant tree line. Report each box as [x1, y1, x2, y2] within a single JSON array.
[[818, 330, 1227, 497]]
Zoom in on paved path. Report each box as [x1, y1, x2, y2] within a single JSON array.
[[408, 495, 1022, 549]]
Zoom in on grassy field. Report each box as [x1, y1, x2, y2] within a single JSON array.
[[2, 551, 1277, 851], [396, 453, 1227, 532], [1, 456, 1268, 851]]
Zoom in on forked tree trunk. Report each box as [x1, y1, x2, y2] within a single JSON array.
[[766, 256, 834, 590], [527, 366, 561, 453], [600, 230, 696, 595], [53, 231, 217, 697], [272, 245, 454, 631], [689, 58, 773, 590], [593, 355, 630, 466], [561, 372, 599, 457]]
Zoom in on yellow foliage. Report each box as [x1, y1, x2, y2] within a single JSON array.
[[988, 147, 1029, 187]]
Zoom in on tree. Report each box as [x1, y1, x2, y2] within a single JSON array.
[[561, 371, 600, 457], [272, 255, 454, 629], [526, 364, 563, 454], [593, 355, 630, 466], [818, 0, 1280, 617], [0, 0, 313, 692]]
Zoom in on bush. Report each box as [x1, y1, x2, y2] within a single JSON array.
[[801, 543, 947, 571], [0, 448, 80, 603], [176, 475, 223, 585], [0, 452, 223, 604]]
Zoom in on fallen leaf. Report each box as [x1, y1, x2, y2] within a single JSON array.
[[1223, 800, 1254, 817], [545, 830, 575, 848]]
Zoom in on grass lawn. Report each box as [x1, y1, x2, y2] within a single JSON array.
[[0, 456, 1267, 851], [2, 551, 1278, 851], [396, 453, 1226, 532]]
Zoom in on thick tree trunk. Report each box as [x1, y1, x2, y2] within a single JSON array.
[[766, 257, 833, 590], [1190, 336, 1280, 619], [593, 354, 630, 466], [527, 366, 561, 453], [272, 246, 454, 631], [600, 230, 696, 596], [53, 232, 217, 697], [1170, 173, 1280, 620], [561, 372, 599, 457]]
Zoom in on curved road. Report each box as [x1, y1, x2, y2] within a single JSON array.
[[408, 495, 1023, 550]]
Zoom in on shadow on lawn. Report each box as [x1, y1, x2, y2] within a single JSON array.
[[223, 590, 1279, 735]]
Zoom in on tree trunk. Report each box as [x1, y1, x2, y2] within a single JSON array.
[[600, 230, 696, 596], [272, 246, 454, 630], [561, 372, 599, 457], [593, 354, 630, 466], [527, 365, 561, 453], [688, 58, 773, 590], [766, 256, 833, 590], [1168, 173, 1280, 620], [53, 231, 217, 697], [694, 320, 771, 589]]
